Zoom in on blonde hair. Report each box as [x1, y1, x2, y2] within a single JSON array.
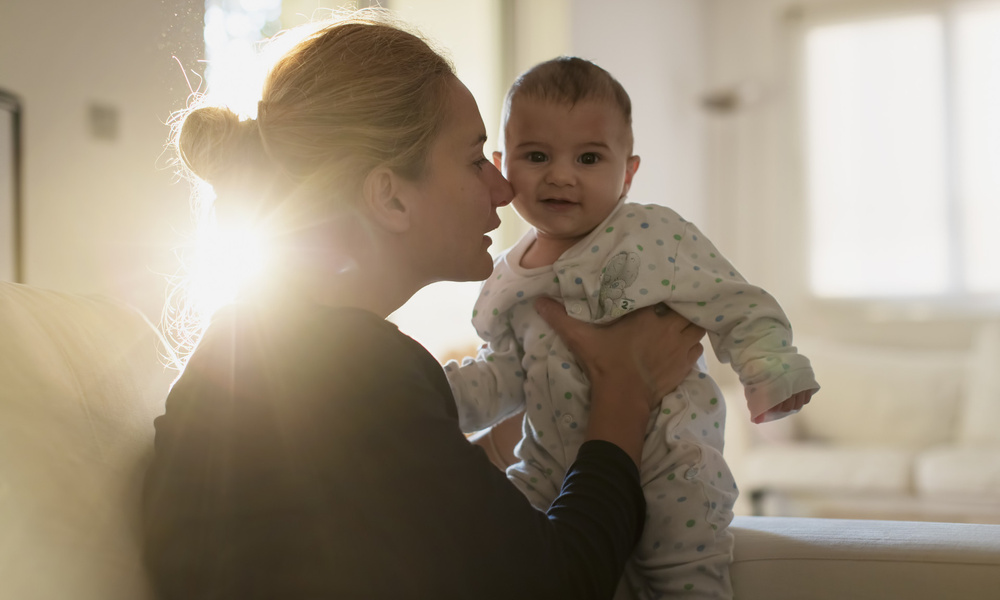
[[163, 9, 456, 368], [177, 10, 455, 219]]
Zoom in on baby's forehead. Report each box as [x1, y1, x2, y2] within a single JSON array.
[[511, 93, 625, 120], [510, 95, 631, 135], [506, 94, 633, 142]]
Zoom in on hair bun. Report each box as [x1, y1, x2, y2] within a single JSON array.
[[177, 105, 259, 186]]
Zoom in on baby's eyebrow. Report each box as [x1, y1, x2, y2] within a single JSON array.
[[512, 140, 611, 150], [470, 133, 488, 147]]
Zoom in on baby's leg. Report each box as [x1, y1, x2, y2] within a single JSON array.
[[626, 416, 738, 599]]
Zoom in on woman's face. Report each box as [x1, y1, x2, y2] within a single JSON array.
[[400, 78, 513, 283]]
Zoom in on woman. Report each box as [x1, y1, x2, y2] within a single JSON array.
[[143, 10, 705, 600]]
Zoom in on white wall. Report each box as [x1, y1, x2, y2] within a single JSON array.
[[570, 0, 708, 226], [0, 0, 204, 319]]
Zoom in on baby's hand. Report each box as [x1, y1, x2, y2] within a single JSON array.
[[753, 389, 815, 424]]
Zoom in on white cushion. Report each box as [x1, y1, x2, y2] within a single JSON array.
[[915, 445, 1000, 499], [739, 444, 913, 495], [730, 516, 1000, 600], [958, 321, 1000, 446], [0, 282, 174, 600], [794, 339, 965, 447]]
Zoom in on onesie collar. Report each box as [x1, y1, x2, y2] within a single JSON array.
[[501, 197, 630, 276]]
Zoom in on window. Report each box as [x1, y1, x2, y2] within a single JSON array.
[[203, 0, 282, 114], [802, 1, 1000, 300]]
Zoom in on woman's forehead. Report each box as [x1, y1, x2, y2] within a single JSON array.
[[438, 79, 487, 149]]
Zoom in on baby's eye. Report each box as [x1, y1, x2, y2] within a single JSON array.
[[473, 157, 489, 171], [579, 152, 600, 165], [527, 151, 547, 163]]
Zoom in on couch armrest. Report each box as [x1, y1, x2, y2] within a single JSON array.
[[0, 282, 175, 600], [731, 516, 1000, 600]]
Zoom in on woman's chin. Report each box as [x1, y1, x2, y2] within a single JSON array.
[[466, 258, 495, 282]]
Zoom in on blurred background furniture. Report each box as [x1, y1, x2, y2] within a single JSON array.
[[722, 329, 1000, 523], [0, 282, 174, 600], [730, 515, 1000, 600]]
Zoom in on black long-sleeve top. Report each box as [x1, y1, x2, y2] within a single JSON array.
[[142, 301, 645, 600]]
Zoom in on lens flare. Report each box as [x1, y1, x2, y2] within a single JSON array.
[[188, 219, 271, 321]]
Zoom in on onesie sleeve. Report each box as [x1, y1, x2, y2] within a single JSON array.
[[664, 221, 820, 420], [443, 326, 526, 433]]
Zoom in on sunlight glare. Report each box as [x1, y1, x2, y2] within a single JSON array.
[[187, 184, 272, 322]]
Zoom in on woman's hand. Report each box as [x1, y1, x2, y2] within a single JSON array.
[[535, 299, 705, 410], [535, 298, 705, 466]]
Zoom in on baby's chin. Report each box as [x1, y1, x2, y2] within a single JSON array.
[[532, 227, 595, 249]]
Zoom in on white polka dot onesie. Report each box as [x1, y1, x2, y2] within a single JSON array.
[[445, 201, 819, 600]]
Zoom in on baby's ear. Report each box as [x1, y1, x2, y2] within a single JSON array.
[[492, 151, 504, 172], [621, 155, 641, 197]]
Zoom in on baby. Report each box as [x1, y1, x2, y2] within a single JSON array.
[[444, 57, 819, 600]]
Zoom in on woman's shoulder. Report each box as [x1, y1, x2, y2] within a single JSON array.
[[203, 302, 400, 357], [184, 300, 452, 416]]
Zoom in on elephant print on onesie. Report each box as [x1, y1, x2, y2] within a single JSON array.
[[598, 250, 641, 319]]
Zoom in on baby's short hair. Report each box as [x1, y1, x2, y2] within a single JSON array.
[[500, 57, 632, 146]]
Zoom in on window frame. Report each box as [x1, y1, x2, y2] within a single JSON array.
[[790, 0, 1000, 313], [0, 89, 22, 283]]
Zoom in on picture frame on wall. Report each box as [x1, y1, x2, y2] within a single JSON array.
[[0, 89, 22, 283]]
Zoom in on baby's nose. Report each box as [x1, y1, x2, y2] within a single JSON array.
[[544, 160, 575, 186]]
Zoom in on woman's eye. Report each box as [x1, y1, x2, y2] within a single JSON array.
[[579, 152, 599, 165], [527, 151, 547, 163]]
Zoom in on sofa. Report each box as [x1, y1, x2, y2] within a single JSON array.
[[2, 280, 998, 599], [720, 329, 1000, 524]]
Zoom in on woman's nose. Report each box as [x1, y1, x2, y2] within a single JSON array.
[[488, 162, 514, 207]]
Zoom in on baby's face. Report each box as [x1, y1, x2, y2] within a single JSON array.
[[496, 97, 638, 248]]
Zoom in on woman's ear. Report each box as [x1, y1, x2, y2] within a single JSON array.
[[362, 166, 411, 233]]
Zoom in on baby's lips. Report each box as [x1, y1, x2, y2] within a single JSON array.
[[540, 197, 579, 206]]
